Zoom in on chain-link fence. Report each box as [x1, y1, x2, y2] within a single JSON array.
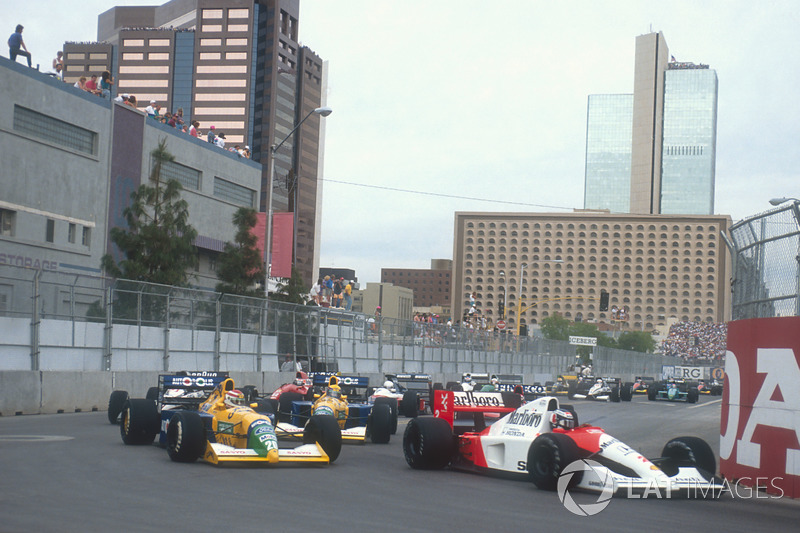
[[727, 201, 800, 319], [0, 265, 683, 376]]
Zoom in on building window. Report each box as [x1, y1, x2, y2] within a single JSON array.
[[0, 209, 15, 236], [68, 223, 76, 243], [156, 159, 201, 191], [203, 9, 223, 19], [82, 227, 91, 247], [46, 219, 55, 243], [13, 105, 96, 155], [214, 177, 255, 207], [122, 39, 144, 47]]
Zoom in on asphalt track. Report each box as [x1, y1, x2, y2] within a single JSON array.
[[1, 394, 798, 533]]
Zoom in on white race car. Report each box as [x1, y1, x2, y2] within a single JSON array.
[[403, 390, 723, 496]]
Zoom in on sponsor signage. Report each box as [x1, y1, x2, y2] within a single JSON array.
[[661, 365, 704, 380], [721, 317, 800, 498], [569, 335, 597, 346]]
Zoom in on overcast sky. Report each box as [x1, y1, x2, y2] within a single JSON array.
[[8, 1, 800, 284]]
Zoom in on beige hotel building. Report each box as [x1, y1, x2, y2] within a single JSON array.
[[451, 211, 732, 333]]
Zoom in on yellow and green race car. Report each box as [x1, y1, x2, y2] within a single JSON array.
[[120, 373, 342, 465]]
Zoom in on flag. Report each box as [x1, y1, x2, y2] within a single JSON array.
[[670, 55, 676, 62]]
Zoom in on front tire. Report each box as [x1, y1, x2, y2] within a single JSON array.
[[609, 386, 621, 403], [660, 436, 716, 477], [107, 390, 129, 424], [367, 403, 392, 444], [620, 383, 633, 402], [527, 433, 582, 491], [120, 399, 160, 445], [304, 415, 342, 462], [648, 382, 660, 401], [687, 388, 699, 404], [166, 411, 206, 462]]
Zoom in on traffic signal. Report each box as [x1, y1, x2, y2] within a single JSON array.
[[498, 301, 505, 317], [519, 324, 528, 337], [599, 290, 609, 311]]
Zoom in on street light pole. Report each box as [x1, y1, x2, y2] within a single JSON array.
[[499, 270, 507, 320], [264, 106, 332, 294]]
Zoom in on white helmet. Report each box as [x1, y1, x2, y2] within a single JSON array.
[[551, 409, 575, 430], [464, 373, 472, 383], [224, 389, 245, 409], [490, 375, 499, 386], [383, 380, 396, 392]]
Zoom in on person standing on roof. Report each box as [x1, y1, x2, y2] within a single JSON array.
[[8, 25, 32, 68]]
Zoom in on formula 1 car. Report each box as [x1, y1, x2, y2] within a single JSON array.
[[118, 371, 341, 464], [648, 380, 699, 403], [403, 390, 722, 496], [696, 379, 723, 396], [568, 376, 632, 402], [632, 376, 656, 394], [274, 375, 394, 444], [547, 375, 577, 396], [369, 373, 433, 417]]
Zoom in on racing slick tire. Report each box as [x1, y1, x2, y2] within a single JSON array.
[[527, 433, 583, 491], [107, 390, 129, 424], [400, 391, 420, 418], [240, 385, 259, 403], [620, 383, 633, 402], [647, 382, 660, 401], [558, 404, 579, 426], [278, 392, 303, 424], [445, 381, 460, 391], [373, 397, 398, 434], [403, 417, 455, 470], [367, 403, 392, 444], [254, 398, 277, 416], [660, 436, 716, 477], [609, 386, 621, 403], [304, 415, 342, 463], [166, 411, 206, 463], [145, 387, 159, 401], [687, 388, 699, 404], [120, 398, 160, 445], [567, 382, 577, 400]]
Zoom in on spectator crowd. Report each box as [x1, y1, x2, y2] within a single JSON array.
[[660, 320, 727, 364]]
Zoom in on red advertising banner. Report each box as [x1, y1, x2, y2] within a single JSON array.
[[721, 317, 800, 498], [270, 212, 294, 279], [252, 212, 267, 264]]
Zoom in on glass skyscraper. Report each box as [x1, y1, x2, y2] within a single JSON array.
[[660, 67, 718, 214], [584, 32, 718, 216], [584, 94, 633, 213]]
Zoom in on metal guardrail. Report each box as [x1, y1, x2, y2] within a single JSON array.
[[727, 201, 800, 319]]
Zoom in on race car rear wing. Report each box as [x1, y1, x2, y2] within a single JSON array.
[[158, 371, 229, 408], [497, 383, 546, 400], [433, 390, 521, 432], [388, 373, 432, 383]]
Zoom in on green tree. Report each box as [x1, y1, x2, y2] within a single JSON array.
[[270, 266, 310, 305], [617, 330, 656, 353], [540, 313, 571, 341], [215, 207, 266, 297], [102, 138, 197, 286]]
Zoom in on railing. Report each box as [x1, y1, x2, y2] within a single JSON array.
[[727, 201, 800, 319], [0, 265, 682, 377]]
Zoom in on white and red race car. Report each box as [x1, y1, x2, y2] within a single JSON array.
[[403, 390, 722, 496]]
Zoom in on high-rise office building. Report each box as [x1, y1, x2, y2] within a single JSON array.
[[62, 0, 327, 287], [585, 32, 718, 216]]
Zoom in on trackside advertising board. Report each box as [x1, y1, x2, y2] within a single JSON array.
[[721, 317, 800, 498]]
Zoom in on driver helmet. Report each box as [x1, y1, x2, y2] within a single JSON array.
[[550, 409, 575, 430], [463, 373, 473, 383], [224, 389, 246, 408], [595, 378, 603, 384], [294, 371, 308, 387], [383, 380, 396, 392], [490, 376, 499, 386]]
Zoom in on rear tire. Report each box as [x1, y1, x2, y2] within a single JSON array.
[[368, 403, 392, 444], [400, 391, 420, 418], [445, 381, 460, 391], [660, 436, 716, 477], [373, 397, 398, 434], [107, 390, 129, 424], [278, 392, 303, 424], [166, 411, 206, 462], [120, 399, 160, 445], [240, 385, 259, 403], [403, 417, 455, 470], [648, 382, 660, 401], [145, 387, 159, 401], [567, 382, 577, 399], [609, 386, 621, 403], [527, 433, 583, 491], [620, 383, 633, 402], [304, 415, 342, 462]]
